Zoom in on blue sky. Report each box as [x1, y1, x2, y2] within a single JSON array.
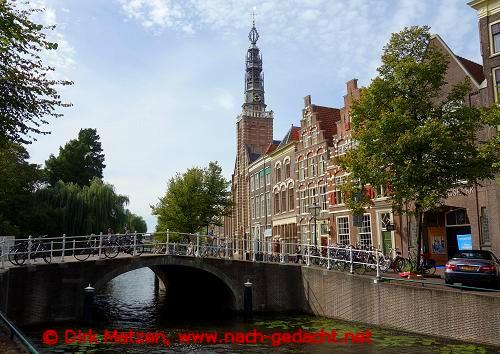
[[26, 0, 482, 231]]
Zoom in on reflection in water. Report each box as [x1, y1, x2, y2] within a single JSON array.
[[24, 267, 496, 353]]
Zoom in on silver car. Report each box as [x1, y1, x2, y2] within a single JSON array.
[[445, 250, 500, 289]]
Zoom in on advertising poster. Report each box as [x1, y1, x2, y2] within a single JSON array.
[[456, 234, 473, 250]]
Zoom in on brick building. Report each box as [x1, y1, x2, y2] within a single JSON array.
[[228, 21, 274, 256], [248, 141, 278, 258], [296, 96, 340, 247], [270, 126, 300, 253], [226, 5, 499, 260]]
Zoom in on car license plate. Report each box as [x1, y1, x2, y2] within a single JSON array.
[[459, 265, 478, 271]]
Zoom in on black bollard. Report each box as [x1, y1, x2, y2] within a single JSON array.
[[83, 284, 95, 322], [244, 280, 253, 319]]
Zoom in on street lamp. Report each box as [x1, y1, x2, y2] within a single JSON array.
[[309, 202, 321, 246]]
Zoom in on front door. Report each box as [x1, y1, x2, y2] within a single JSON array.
[[382, 231, 392, 255]]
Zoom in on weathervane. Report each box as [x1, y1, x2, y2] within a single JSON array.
[[248, 6, 259, 45]]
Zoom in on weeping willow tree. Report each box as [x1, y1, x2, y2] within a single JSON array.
[[34, 178, 130, 236]]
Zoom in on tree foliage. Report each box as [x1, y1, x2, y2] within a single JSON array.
[[33, 178, 130, 236], [45, 128, 106, 186], [0, 141, 43, 235], [338, 26, 500, 265], [0, 0, 72, 146], [152, 161, 232, 235]]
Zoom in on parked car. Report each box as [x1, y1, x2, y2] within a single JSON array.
[[445, 250, 500, 289]]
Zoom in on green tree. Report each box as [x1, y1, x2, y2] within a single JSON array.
[[123, 210, 148, 233], [0, 141, 43, 235], [0, 1, 72, 146], [33, 178, 129, 236], [152, 162, 232, 235], [45, 128, 106, 186], [200, 161, 232, 233], [339, 26, 500, 269]]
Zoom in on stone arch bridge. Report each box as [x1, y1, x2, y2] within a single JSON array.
[[0, 253, 499, 346]]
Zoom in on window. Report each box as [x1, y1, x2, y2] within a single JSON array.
[[281, 188, 287, 213], [254, 174, 259, 190], [288, 187, 294, 211], [266, 192, 271, 216], [319, 185, 327, 210], [259, 171, 264, 188], [377, 185, 387, 198], [337, 217, 350, 245], [359, 214, 372, 248], [492, 22, 500, 54], [308, 157, 316, 178], [494, 67, 500, 102], [260, 195, 264, 219], [303, 135, 309, 148], [318, 154, 326, 175], [332, 189, 343, 205], [309, 187, 317, 206], [276, 166, 281, 183], [285, 161, 291, 179], [251, 197, 255, 219], [274, 193, 280, 214], [255, 197, 259, 218], [265, 167, 271, 185], [481, 207, 490, 244], [311, 131, 318, 145], [250, 177, 254, 191], [301, 225, 308, 245], [299, 160, 305, 180], [299, 190, 307, 214], [320, 223, 329, 235]]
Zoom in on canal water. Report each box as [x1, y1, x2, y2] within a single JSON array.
[[24, 267, 496, 353]]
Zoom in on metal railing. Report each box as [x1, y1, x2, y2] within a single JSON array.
[[1, 231, 498, 293], [0, 310, 38, 353]]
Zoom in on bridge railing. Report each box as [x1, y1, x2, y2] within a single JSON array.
[[1, 231, 386, 279]]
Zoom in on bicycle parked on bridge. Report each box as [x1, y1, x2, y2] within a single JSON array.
[[103, 233, 145, 258], [8, 236, 51, 265]]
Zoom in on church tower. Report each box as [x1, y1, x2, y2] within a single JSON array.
[[230, 18, 274, 255]]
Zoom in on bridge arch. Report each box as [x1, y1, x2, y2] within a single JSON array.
[[91, 256, 241, 312]]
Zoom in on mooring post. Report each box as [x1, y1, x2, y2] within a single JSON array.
[[83, 284, 95, 322], [244, 280, 253, 319]]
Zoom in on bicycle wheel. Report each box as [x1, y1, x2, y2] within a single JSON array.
[[40, 244, 52, 264], [12, 246, 27, 265], [103, 241, 119, 258], [74, 241, 91, 261], [8, 247, 22, 266], [133, 242, 144, 256], [379, 256, 391, 272]]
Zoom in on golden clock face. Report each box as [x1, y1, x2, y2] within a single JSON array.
[[253, 93, 261, 102]]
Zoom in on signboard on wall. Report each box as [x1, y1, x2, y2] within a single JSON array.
[[456, 234, 473, 250], [431, 235, 446, 254]]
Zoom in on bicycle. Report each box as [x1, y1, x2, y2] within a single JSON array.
[[9, 237, 51, 265]]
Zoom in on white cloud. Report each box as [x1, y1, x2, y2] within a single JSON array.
[[17, 0, 76, 79]]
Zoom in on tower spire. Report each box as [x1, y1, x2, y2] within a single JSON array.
[[248, 7, 259, 45], [243, 13, 265, 111]]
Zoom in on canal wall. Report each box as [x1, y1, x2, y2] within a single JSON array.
[[299, 267, 500, 347], [0, 257, 498, 346]]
